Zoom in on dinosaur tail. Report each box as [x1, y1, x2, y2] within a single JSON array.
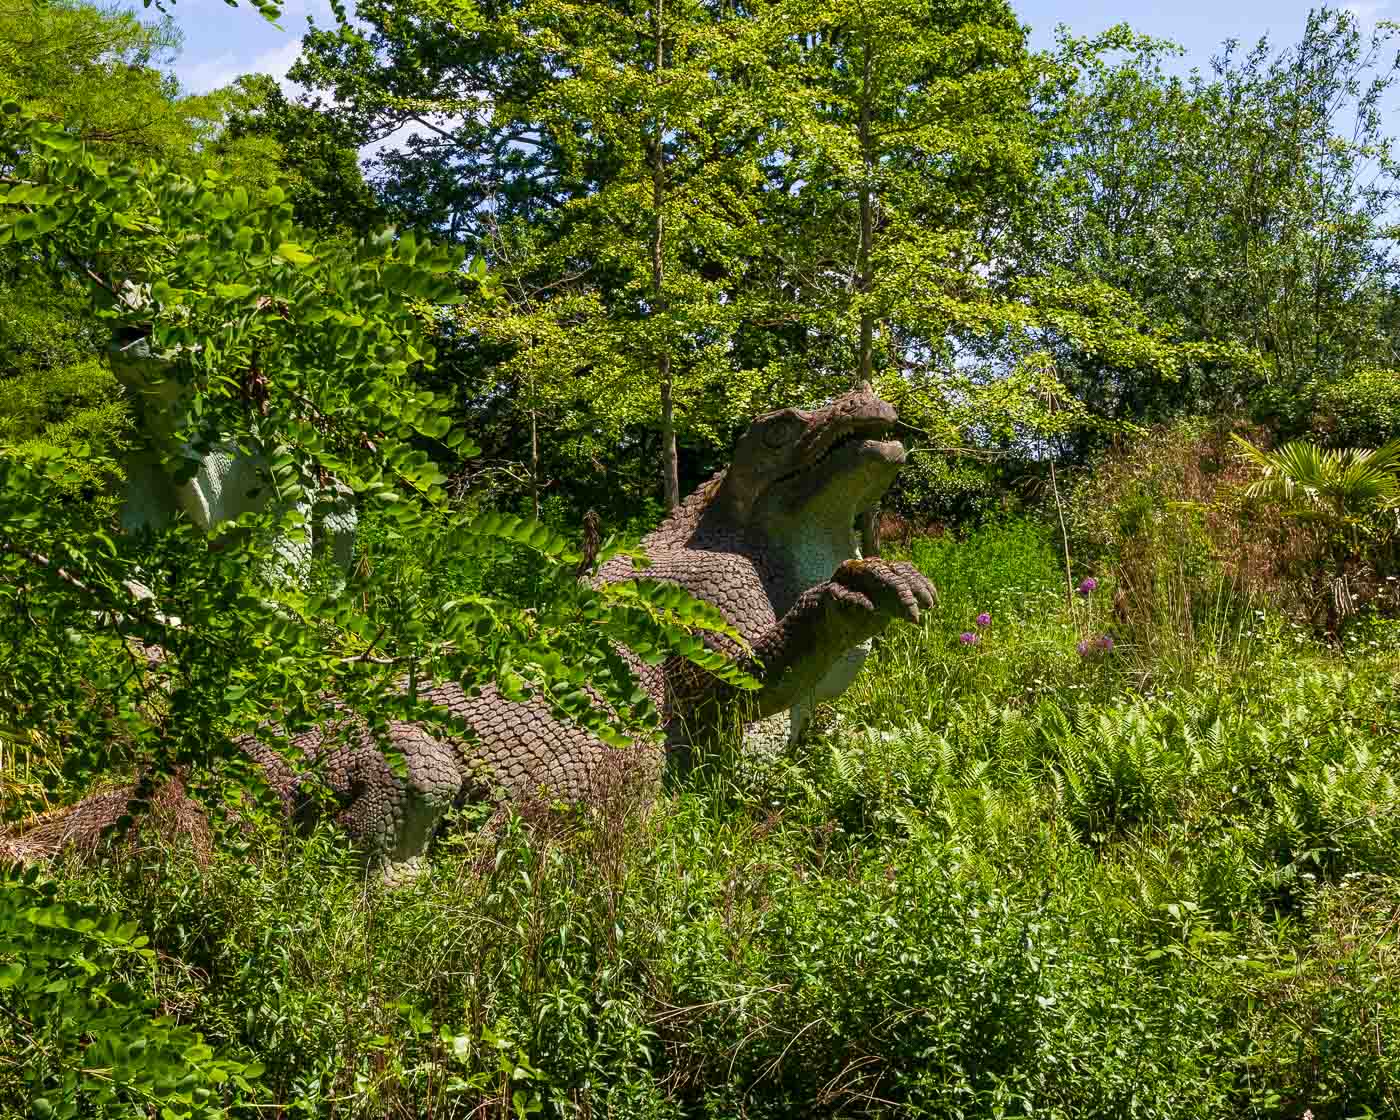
[[1, 773, 212, 868]]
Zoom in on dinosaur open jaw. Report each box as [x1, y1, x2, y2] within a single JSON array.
[[767, 424, 906, 494], [809, 427, 907, 471]]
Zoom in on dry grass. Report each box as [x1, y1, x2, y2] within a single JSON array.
[[0, 771, 211, 868]]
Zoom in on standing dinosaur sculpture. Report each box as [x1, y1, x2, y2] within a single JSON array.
[[110, 327, 358, 587], [5, 385, 934, 876]]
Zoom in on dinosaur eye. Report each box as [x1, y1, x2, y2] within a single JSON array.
[[762, 415, 803, 449]]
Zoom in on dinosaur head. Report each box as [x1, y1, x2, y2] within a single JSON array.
[[715, 383, 907, 545]]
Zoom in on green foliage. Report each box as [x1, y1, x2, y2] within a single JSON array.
[[1233, 434, 1400, 534], [0, 91, 760, 843], [1020, 9, 1400, 431], [222, 73, 384, 236], [27, 518, 1400, 1118], [0, 268, 128, 510], [0, 863, 262, 1117], [887, 452, 1001, 524], [1232, 433, 1400, 632], [0, 0, 278, 180], [1313, 364, 1400, 447], [292, 0, 1216, 518]]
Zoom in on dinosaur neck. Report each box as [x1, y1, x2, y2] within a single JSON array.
[[656, 469, 856, 591], [763, 519, 857, 588]]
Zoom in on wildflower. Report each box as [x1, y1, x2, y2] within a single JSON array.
[[975, 611, 991, 627], [1077, 576, 1098, 595], [1077, 634, 1115, 658], [959, 631, 979, 645]]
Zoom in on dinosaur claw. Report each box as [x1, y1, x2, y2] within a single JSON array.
[[828, 558, 937, 631]]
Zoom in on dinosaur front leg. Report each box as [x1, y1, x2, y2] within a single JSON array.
[[748, 559, 935, 719], [295, 720, 466, 880]]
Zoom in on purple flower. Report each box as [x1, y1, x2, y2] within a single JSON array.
[[975, 612, 992, 627], [959, 631, 979, 645], [1077, 634, 1115, 658], [1077, 577, 1098, 596]]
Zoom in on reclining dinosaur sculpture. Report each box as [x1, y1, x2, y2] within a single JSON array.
[[4, 385, 934, 876]]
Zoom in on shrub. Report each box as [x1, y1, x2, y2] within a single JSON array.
[[1313, 364, 1400, 448], [0, 864, 262, 1117], [886, 452, 1004, 527], [1067, 419, 1329, 667]]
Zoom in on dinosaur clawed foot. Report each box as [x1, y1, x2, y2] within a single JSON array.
[[827, 558, 937, 627]]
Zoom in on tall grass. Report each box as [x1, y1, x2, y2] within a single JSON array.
[[17, 517, 1400, 1118]]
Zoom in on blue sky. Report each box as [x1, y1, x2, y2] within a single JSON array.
[[165, 0, 1386, 95]]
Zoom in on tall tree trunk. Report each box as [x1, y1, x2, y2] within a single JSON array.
[[529, 401, 539, 521], [857, 38, 879, 556], [659, 361, 678, 508], [652, 0, 680, 510]]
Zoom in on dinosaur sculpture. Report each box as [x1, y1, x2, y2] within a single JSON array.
[[4, 385, 934, 875], [110, 329, 358, 586]]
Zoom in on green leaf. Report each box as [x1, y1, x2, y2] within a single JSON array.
[[275, 242, 315, 267]]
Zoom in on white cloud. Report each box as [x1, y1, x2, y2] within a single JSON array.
[[176, 50, 239, 94], [1344, 0, 1388, 26], [177, 38, 306, 94]]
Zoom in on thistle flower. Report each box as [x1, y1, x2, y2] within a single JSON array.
[[959, 631, 979, 645], [1076, 639, 1091, 657], [1077, 577, 1098, 595], [975, 611, 991, 627]]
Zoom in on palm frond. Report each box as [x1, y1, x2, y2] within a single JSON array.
[[1232, 434, 1400, 521]]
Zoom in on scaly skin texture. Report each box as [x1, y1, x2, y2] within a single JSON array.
[[6, 385, 933, 875], [264, 383, 934, 870]]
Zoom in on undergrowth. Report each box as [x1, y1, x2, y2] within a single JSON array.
[[8, 518, 1400, 1117]]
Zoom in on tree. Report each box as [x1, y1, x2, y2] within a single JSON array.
[[0, 0, 277, 178], [222, 73, 385, 235], [289, 0, 1220, 522], [1018, 10, 1400, 432], [754, 0, 1042, 544], [490, 0, 791, 509], [755, 0, 1035, 381], [301, 0, 796, 510], [292, 0, 574, 242]]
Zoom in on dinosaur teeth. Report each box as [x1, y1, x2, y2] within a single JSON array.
[[812, 426, 899, 467]]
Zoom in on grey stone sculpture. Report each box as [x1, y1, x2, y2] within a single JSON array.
[[110, 329, 357, 587], [4, 384, 934, 877]]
